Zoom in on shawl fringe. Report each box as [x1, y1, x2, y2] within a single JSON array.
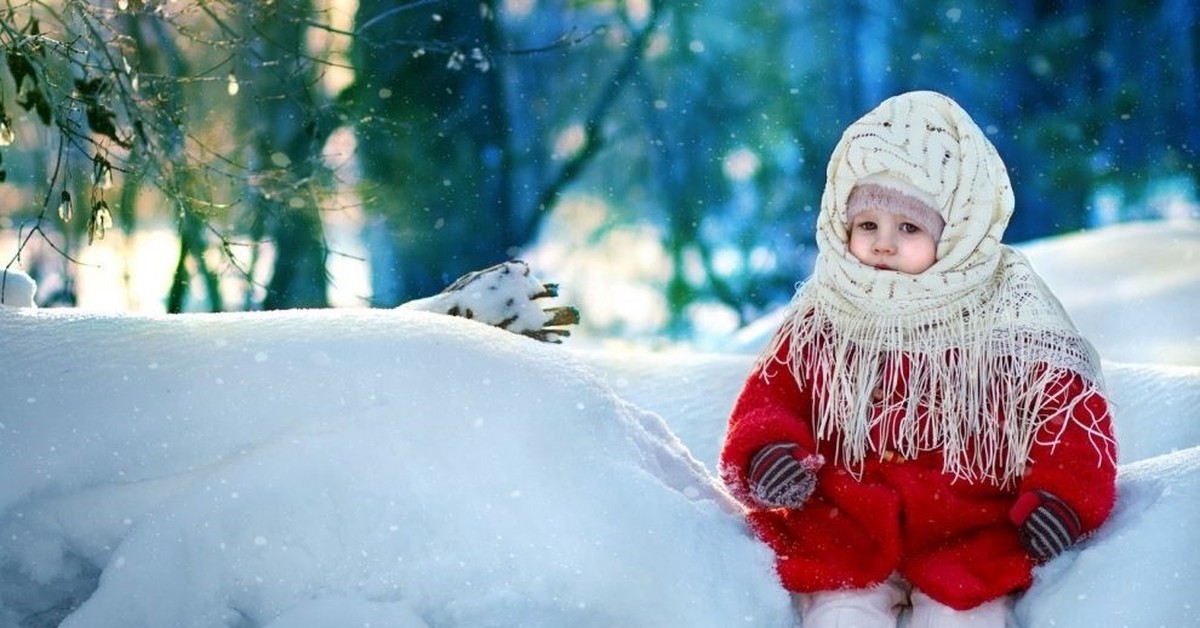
[[757, 250, 1114, 486]]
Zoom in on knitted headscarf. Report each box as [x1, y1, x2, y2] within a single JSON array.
[[759, 91, 1111, 485]]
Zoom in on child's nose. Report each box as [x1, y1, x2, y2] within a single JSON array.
[[873, 234, 896, 254]]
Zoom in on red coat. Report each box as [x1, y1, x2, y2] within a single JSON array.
[[719, 337, 1118, 610]]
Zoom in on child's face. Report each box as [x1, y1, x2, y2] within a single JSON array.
[[847, 209, 938, 274]]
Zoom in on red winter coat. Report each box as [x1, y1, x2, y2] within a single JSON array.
[[720, 336, 1118, 610]]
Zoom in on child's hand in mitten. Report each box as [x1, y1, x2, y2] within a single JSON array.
[[1009, 490, 1083, 561], [748, 442, 824, 509]]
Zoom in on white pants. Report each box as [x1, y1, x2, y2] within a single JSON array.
[[798, 577, 1008, 628]]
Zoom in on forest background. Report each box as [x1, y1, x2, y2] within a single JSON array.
[[0, 0, 1196, 344]]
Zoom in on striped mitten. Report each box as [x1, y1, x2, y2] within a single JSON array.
[[1010, 490, 1083, 561], [747, 442, 822, 509]]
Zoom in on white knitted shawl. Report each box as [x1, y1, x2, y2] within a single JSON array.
[[759, 91, 1112, 486]]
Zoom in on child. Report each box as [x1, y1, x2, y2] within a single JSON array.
[[719, 91, 1118, 628]]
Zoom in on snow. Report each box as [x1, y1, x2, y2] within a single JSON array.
[[0, 270, 36, 309], [2, 219, 1199, 627], [398, 260, 575, 343], [1019, 219, 1200, 367]]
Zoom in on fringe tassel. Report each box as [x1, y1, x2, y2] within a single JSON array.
[[757, 263, 1114, 487]]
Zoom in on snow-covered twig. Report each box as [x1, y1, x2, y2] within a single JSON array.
[[398, 260, 580, 343]]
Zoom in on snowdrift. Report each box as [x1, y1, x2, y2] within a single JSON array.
[[1021, 219, 1200, 367], [0, 308, 789, 627]]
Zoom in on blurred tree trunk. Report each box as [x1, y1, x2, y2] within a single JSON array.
[[239, 0, 333, 309], [640, 3, 745, 335], [125, 10, 225, 312], [166, 208, 223, 313], [349, 0, 512, 305], [260, 207, 329, 310]]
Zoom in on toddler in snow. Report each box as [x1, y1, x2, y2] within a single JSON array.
[[719, 90, 1118, 628]]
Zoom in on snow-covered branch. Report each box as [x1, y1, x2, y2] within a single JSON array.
[[398, 260, 580, 343]]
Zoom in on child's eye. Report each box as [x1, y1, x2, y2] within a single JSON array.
[[854, 221, 876, 231], [900, 222, 922, 234]]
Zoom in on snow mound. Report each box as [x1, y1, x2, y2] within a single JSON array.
[[0, 308, 789, 628], [1105, 361, 1200, 464], [580, 349, 753, 469], [1021, 219, 1200, 366]]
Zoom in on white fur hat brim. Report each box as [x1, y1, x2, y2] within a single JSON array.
[[846, 173, 946, 241]]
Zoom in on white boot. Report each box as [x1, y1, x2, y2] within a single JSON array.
[[800, 579, 908, 628], [907, 589, 1007, 628]]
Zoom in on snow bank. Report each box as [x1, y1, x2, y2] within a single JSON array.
[[1017, 219, 1200, 367], [1105, 362, 1200, 463], [0, 308, 790, 628]]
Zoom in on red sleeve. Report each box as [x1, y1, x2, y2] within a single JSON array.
[[719, 336, 819, 506], [1019, 370, 1119, 534]]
